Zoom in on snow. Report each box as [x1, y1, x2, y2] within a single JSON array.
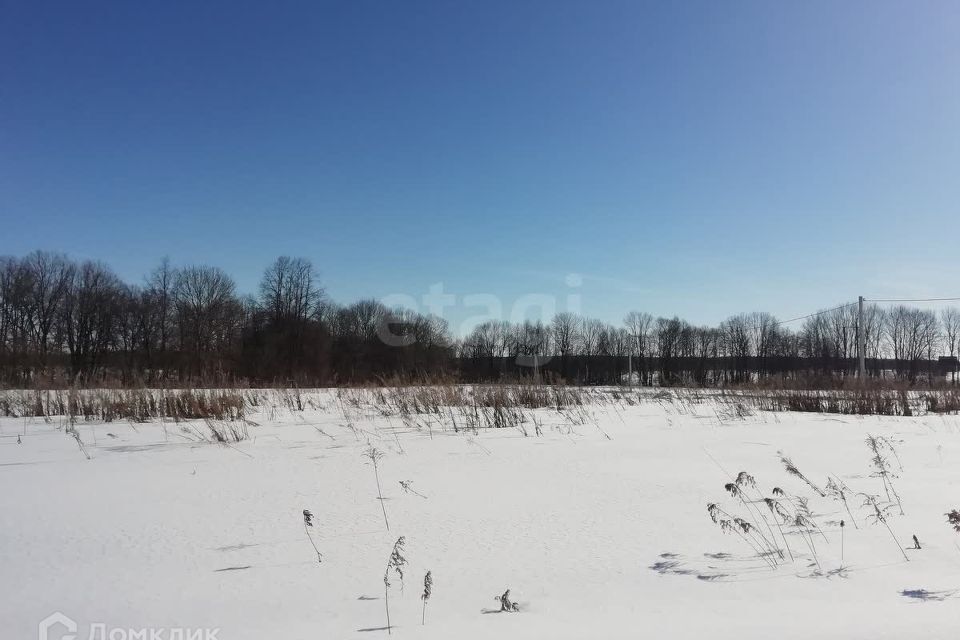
[[2, 389, 959, 639]]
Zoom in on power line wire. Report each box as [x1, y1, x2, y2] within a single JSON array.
[[747, 297, 960, 334], [772, 301, 858, 327], [715, 301, 857, 336], [865, 297, 960, 303]]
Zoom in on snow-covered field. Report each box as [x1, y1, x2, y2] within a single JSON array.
[[2, 389, 959, 639]]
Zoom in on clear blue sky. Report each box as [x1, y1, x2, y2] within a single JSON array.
[[3, 1, 959, 333]]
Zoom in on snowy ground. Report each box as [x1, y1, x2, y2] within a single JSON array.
[[2, 389, 959, 639]]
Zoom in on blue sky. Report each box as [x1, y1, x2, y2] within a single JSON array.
[[3, 1, 959, 333]]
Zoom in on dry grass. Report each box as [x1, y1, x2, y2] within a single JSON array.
[[333, 381, 609, 434], [716, 386, 960, 416], [4, 377, 957, 426], [0, 388, 246, 422]]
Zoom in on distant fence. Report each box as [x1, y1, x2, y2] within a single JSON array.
[[456, 356, 959, 386]]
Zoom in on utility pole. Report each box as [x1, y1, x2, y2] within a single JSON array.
[[858, 295, 866, 380]]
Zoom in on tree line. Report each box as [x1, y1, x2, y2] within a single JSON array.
[[1, 251, 958, 387], [0, 252, 449, 386], [459, 306, 959, 385]]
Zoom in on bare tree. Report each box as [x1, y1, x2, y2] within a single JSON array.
[[146, 257, 176, 354], [259, 256, 324, 324], [624, 311, 653, 384], [551, 312, 578, 358], [551, 312, 579, 379], [884, 306, 938, 381], [174, 266, 241, 378], [942, 308, 960, 357], [862, 304, 886, 362], [692, 326, 720, 385], [942, 308, 960, 384], [0, 257, 32, 361], [720, 314, 752, 383], [655, 317, 686, 385], [572, 318, 604, 382], [512, 320, 550, 372], [23, 251, 75, 365], [61, 261, 125, 379], [800, 312, 833, 360], [747, 312, 779, 376], [828, 305, 858, 359]]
